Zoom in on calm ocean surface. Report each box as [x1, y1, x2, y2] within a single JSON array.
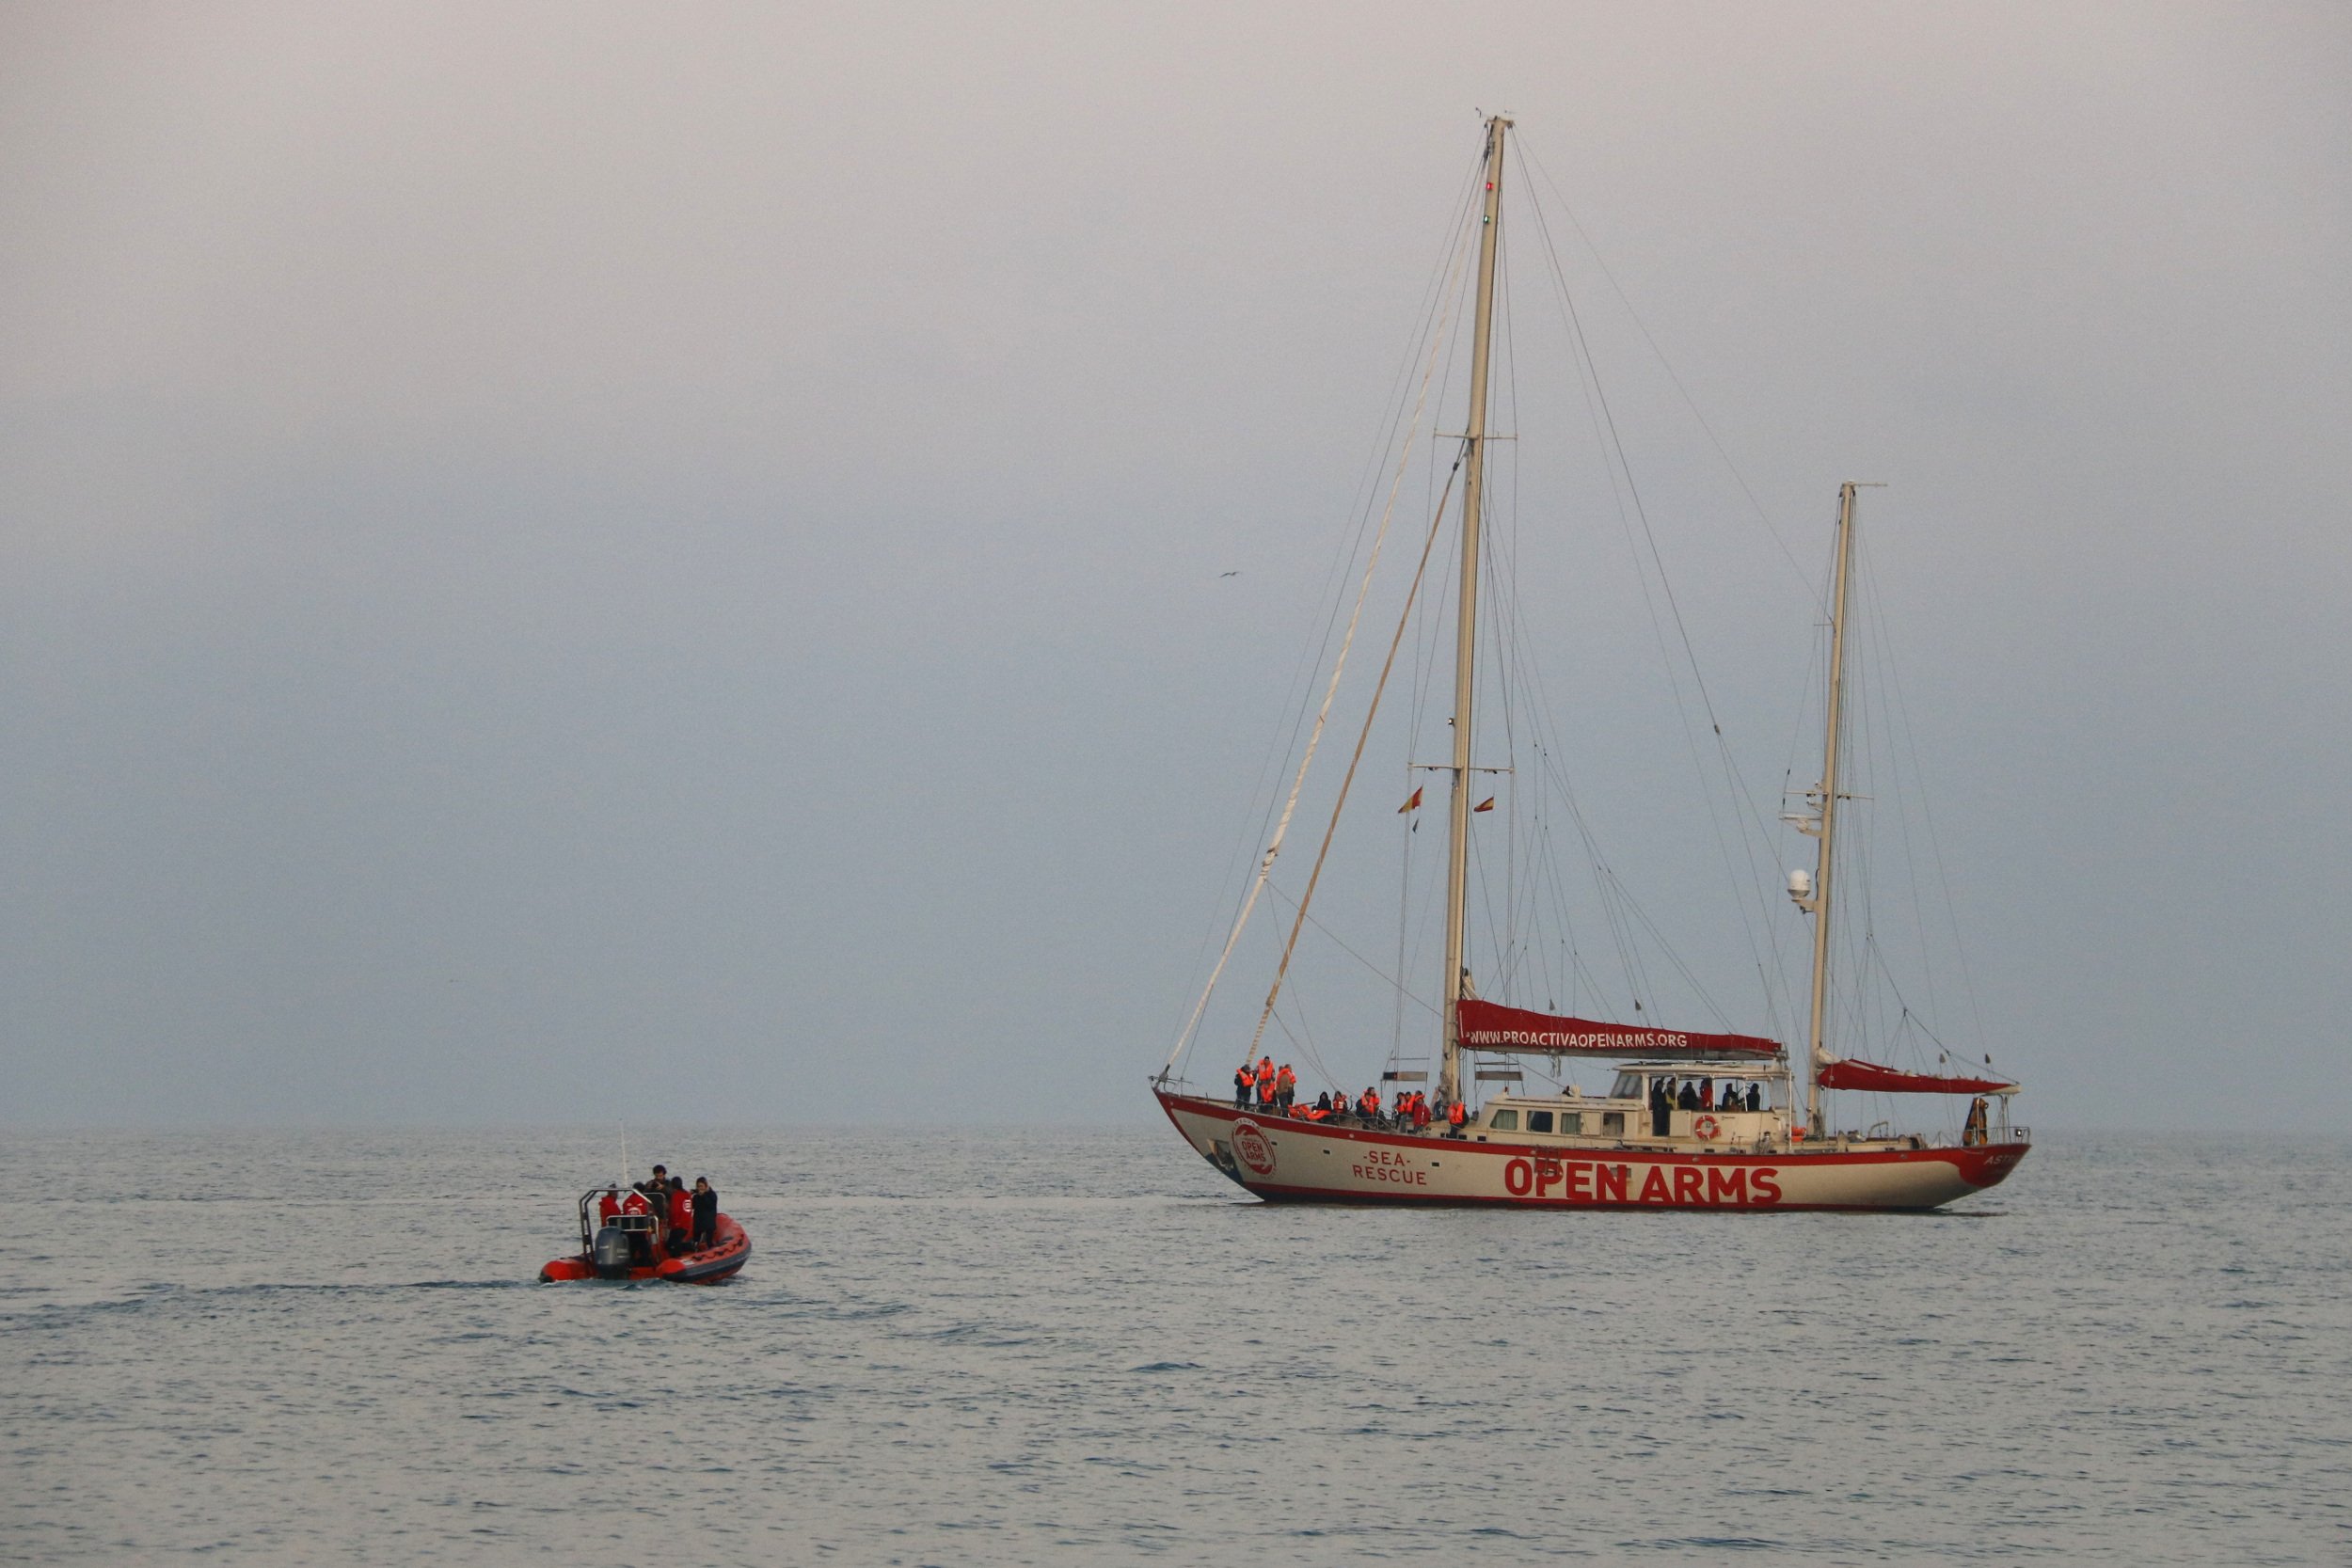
[[2, 1128, 2345, 1565]]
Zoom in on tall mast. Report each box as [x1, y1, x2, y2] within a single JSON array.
[[1801, 482, 1860, 1132], [1440, 114, 1510, 1110]]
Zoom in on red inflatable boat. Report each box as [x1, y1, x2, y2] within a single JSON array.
[[539, 1187, 750, 1284]]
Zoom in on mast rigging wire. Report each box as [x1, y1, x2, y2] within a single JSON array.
[[1248, 465, 1462, 1054], [1163, 201, 1481, 1077], [1511, 138, 1793, 1040]]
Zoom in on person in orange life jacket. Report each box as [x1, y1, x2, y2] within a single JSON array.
[[1233, 1063, 1254, 1108], [1358, 1086, 1381, 1121], [691, 1177, 719, 1250], [1446, 1100, 1469, 1135], [1255, 1055, 1275, 1095]]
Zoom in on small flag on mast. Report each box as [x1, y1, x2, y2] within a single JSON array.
[[1397, 787, 1423, 814], [1474, 796, 1496, 813]]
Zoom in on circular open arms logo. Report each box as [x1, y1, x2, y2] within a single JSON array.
[[1231, 1119, 1277, 1178]]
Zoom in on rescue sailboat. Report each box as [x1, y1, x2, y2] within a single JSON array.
[[1151, 116, 2029, 1211]]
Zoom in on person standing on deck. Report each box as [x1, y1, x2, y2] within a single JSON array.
[[1255, 1056, 1277, 1108], [691, 1178, 718, 1250], [666, 1177, 693, 1254], [597, 1186, 623, 1224], [1276, 1064, 1296, 1111], [1234, 1063, 1254, 1107]]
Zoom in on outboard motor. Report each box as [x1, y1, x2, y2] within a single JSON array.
[[592, 1224, 634, 1279]]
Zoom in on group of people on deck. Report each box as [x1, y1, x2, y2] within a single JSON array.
[[1234, 1055, 1771, 1142], [1647, 1075, 1764, 1135], [1235, 1058, 1470, 1135], [1235, 1057, 1299, 1111], [596, 1164, 721, 1258]]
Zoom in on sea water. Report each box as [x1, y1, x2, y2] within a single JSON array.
[[1, 1128, 2344, 1565]]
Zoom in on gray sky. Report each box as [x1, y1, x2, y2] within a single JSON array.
[[3, 2, 2345, 1130]]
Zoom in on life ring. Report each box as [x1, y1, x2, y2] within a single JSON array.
[[1692, 1114, 1721, 1141]]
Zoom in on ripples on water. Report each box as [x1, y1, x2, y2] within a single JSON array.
[[2, 1129, 2345, 1564]]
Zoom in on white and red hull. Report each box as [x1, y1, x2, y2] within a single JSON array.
[[1157, 1091, 2026, 1212]]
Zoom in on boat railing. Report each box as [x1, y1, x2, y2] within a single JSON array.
[[574, 1189, 666, 1247]]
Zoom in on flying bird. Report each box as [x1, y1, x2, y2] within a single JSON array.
[[1219, 570, 1240, 578]]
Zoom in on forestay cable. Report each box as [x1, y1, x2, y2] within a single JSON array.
[[1162, 219, 1477, 1077], [1249, 464, 1460, 1057]]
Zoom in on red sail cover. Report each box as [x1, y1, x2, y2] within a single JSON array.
[[1815, 1058, 2011, 1095], [1455, 998, 1781, 1058]]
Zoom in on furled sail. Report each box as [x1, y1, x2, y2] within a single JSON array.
[[1455, 998, 1781, 1058], [1815, 1058, 2015, 1095]]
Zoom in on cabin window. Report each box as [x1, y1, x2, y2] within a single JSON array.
[[1600, 1112, 1625, 1136], [1526, 1110, 1554, 1133], [1610, 1071, 1642, 1099], [1558, 1112, 1584, 1135], [1487, 1108, 1519, 1132]]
